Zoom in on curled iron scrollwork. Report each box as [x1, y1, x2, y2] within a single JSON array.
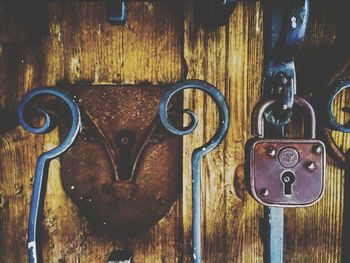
[[17, 87, 81, 263], [159, 80, 229, 263]]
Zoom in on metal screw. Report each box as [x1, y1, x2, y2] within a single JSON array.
[[260, 189, 269, 197], [313, 145, 322, 154], [120, 136, 129, 145], [305, 161, 316, 171], [266, 148, 276, 157]]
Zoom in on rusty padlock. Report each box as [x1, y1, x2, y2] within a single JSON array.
[[59, 85, 181, 237], [247, 96, 326, 207]]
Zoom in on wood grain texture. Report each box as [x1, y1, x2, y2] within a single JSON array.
[[284, 1, 343, 262], [0, 1, 347, 262], [183, 2, 263, 262]]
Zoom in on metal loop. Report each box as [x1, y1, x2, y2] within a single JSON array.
[[17, 87, 81, 263], [253, 96, 316, 139], [327, 80, 350, 133], [159, 79, 229, 263], [323, 80, 350, 165], [262, 0, 310, 125]]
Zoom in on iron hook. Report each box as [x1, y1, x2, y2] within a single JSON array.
[[17, 87, 81, 263], [159, 80, 229, 263]]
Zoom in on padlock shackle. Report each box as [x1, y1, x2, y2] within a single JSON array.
[[252, 96, 316, 138]]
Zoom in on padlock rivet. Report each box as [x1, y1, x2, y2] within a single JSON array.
[[305, 161, 316, 171], [260, 188, 269, 197], [313, 145, 322, 154], [266, 148, 276, 157]]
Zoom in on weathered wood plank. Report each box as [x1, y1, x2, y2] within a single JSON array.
[[284, 1, 343, 262], [183, 2, 264, 262], [0, 1, 347, 262]]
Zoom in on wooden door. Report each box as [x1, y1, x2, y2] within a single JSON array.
[[0, 1, 345, 262]]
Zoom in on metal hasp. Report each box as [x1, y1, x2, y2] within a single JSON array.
[[108, 0, 126, 25], [196, 0, 236, 27], [262, 0, 309, 125], [17, 88, 81, 263], [261, 1, 309, 262], [159, 80, 229, 263]]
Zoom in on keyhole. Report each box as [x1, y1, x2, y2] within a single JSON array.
[[115, 130, 136, 181], [281, 171, 295, 195]]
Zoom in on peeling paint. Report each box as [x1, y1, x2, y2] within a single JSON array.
[[28, 241, 37, 262], [145, 3, 154, 14], [50, 23, 62, 42], [70, 56, 81, 78], [256, 2, 262, 33], [291, 16, 297, 28], [93, 64, 101, 84]]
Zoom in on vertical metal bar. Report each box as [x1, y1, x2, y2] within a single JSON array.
[[192, 153, 202, 262], [265, 207, 284, 263], [264, 125, 284, 263], [262, 1, 309, 262]]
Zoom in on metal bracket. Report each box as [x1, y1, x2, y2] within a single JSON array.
[[159, 80, 229, 263], [262, 0, 309, 125], [196, 0, 236, 27], [17, 88, 81, 263], [108, 0, 127, 25]]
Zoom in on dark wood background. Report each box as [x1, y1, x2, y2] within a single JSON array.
[[0, 1, 348, 262]]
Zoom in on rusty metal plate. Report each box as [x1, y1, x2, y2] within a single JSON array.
[[59, 85, 181, 237], [249, 139, 325, 207]]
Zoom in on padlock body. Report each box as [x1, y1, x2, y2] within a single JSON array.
[[248, 139, 325, 207]]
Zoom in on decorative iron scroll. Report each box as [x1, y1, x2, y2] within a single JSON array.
[[17, 88, 81, 263], [159, 80, 229, 263]]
